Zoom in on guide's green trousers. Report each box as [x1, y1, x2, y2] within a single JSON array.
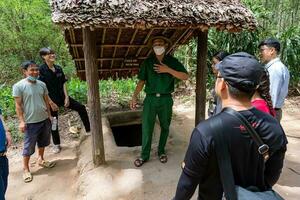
[[141, 94, 173, 161]]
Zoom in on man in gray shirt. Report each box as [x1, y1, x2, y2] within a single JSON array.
[[13, 61, 55, 183], [258, 38, 290, 122]]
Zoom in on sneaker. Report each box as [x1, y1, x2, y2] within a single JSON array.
[[52, 145, 61, 154]]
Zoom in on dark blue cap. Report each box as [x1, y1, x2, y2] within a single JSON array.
[[216, 52, 264, 92]]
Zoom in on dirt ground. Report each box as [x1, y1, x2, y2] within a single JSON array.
[[5, 97, 300, 200]]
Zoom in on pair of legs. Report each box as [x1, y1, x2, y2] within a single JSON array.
[[51, 97, 90, 145], [0, 156, 8, 200], [140, 95, 173, 162], [275, 108, 282, 122], [23, 119, 53, 182]]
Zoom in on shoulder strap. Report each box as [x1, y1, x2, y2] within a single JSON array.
[[209, 117, 237, 200], [223, 107, 270, 161]]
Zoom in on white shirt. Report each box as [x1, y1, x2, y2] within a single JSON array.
[[265, 58, 290, 108]]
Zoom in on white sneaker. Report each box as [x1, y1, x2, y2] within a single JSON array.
[[85, 131, 91, 136], [52, 145, 61, 154]]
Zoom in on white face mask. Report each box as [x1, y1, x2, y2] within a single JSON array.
[[153, 46, 165, 55]]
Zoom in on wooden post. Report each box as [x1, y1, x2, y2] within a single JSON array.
[[83, 27, 105, 166], [195, 30, 208, 126]]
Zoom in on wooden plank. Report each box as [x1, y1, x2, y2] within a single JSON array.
[[74, 57, 147, 61], [110, 29, 122, 69], [82, 27, 105, 166], [77, 67, 139, 72], [167, 28, 191, 54], [122, 29, 139, 68], [195, 30, 208, 126], [168, 29, 195, 54], [135, 29, 154, 57], [70, 44, 148, 48], [100, 28, 106, 68]]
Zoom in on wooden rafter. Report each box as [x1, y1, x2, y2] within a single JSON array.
[[110, 29, 122, 69], [135, 29, 154, 57], [100, 28, 106, 68], [70, 29, 82, 69], [74, 57, 147, 61], [169, 29, 195, 54], [167, 28, 191, 54], [70, 44, 148, 48], [121, 29, 139, 69], [77, 67, 139, 72]]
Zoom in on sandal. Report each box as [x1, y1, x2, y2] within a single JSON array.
[[159, 154, 168, 163], [23, 172, 33, 183], [134, 158, 146, 167], [38, 160, 56, 168]]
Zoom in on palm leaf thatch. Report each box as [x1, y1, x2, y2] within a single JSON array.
[[49, 0, 257, 79]]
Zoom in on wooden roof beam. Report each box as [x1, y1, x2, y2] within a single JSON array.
[[74, 57, 147, 61], [70, 44, 148, 48], [110, 29, 122, 69], [122, 29, 139, 69], [167, 28, 191, 54], [135, 29, 154, 57], [100, 28, 106, 68], [77, 67, 139, 72]]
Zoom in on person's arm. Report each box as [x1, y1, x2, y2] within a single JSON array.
[[264, 146, 286, 186], [268, 67, 282, 108], [174, 128, 210, 199], [130, 80, 145, 110], [48, 97, 59, 111], [174, 171, 200, 200], [0, 115, 11, 147], [63, 83, 70, 107], [154, 62, 188, 80], [14, 97, 26, 133], [44, 95, 52, 120]]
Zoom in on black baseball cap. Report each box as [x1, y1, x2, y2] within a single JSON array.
[[216, 52, 264, 92]]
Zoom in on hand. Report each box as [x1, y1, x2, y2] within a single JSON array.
[[130, 97, 138, 110], [64, 96, 70, 107], [19, 121, 26, 133], [6, 131, 12, 147], [154, 62, 170, 74], [50, 102, 59, 111]]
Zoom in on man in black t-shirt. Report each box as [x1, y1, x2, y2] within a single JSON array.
[[39, 47, 91, 153], [174, 52, 287, 200]]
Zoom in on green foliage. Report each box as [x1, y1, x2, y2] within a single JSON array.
[[175, 0, 300, 89], [67, 77, 142, 108], [67, 78, 88, 104], [0, 0, 75, 85], [0, 84, 15, 117]]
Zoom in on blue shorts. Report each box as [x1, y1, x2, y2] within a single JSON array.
[[23, 119, 51, 156]]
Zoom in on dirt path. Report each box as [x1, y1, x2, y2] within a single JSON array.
[[6, 142, 79, 200], [4, 97, 300, 200]]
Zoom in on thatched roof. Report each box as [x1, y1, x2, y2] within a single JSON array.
[[50, 0, 257, 80], [51, 0, 256, 31]]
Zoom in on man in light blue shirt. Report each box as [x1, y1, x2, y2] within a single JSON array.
[[259, 38, 290, 122]]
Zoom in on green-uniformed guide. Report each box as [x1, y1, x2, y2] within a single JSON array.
[[130, 36, 188, 167]]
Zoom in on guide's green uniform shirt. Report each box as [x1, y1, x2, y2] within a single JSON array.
[[138, 54, 187, 161]]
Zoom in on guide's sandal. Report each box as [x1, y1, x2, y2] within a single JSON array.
[[134, 158, 146, 167], [39, 160, 56, 168], [23, 172, 33, 183], [159, 154, 168, 163]]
